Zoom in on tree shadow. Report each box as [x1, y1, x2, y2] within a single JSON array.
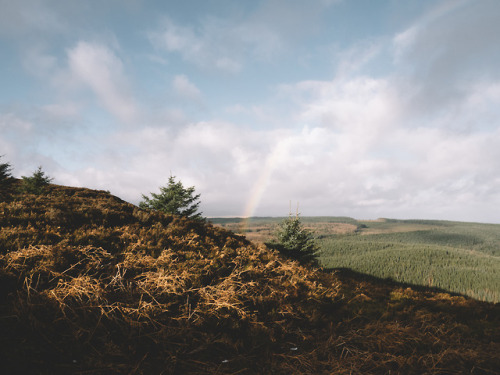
[[323, 267, 479, 301]]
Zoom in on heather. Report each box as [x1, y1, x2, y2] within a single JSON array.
[[0, 184, 498, 374]]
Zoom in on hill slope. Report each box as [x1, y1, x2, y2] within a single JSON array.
[[1, 185, 499, 374], [212, 217, 500, 302]]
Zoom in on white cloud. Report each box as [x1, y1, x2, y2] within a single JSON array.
[[172, 75, 202, 101], [57, 119, 273, 215], [245, 18, 500, 222], [60, 18, 500, 221], [0, 112, 32, 132], [67, 41, 138, 123], [0, 111, 63, 176], [3, 0, 500, 224], [41, 103, 81, 120], [150, 4, 327, 73], [146, 54, 168, 65], [214, 57, 242, 73], [148, 0, 340, 72], [147, 1, 344, 73], [149, 17, 242, 73], [392, 0, 500, 116]]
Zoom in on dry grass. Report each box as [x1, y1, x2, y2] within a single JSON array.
[[0, 184, 499, 374], [217, 222, 358, 244]]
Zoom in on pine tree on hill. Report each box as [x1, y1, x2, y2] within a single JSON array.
[[20, 166, 54, 195], [0, 156, 14, 200], [269, 208, 318, 265], [140, 175, 203, 221], [0, 157, 12, 181]]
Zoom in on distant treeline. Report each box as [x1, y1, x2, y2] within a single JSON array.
[[212, 216, 500, 303], [318, 220, 500, 303]]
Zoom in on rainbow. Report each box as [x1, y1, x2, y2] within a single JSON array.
[[240, 148, 281, 231]]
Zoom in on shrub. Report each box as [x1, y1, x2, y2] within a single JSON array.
[[0, 156, 14, 201], [268, 213, 318, 265], [140, 176, 203, 221], [20, 166, 53, 195]]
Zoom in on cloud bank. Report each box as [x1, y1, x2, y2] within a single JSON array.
[[1, 0, 500, 223]]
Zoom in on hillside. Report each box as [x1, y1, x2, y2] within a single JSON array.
[[1, 185, 499, 374], [213, 217, 500, 303]]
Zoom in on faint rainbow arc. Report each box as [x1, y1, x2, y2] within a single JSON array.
[[240, 149, 280, 230]]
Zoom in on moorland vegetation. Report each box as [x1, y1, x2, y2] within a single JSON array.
[[0, 161, 499, 373], [214, 217, 500, 303]]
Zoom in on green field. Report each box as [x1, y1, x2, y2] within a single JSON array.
[[211, 217, 500, 303]]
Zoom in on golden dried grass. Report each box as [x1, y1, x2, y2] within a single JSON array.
[[0, 184, 498, 374]]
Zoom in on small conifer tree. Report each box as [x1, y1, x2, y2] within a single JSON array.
[[21, 166, 53, 195], [270, 204, 318, 265], [140, 176, 203, 221], [0, 156, 14, 200], [0, 156, 13, 181]]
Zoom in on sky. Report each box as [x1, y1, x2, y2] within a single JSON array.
[[1, 0, 500, 223]]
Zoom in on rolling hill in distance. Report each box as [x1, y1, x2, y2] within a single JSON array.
[[1, 183, 499, 374], [211, 217, 500, 303]]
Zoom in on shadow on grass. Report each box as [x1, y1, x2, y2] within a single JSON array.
[[324, 267, 482, 302]]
